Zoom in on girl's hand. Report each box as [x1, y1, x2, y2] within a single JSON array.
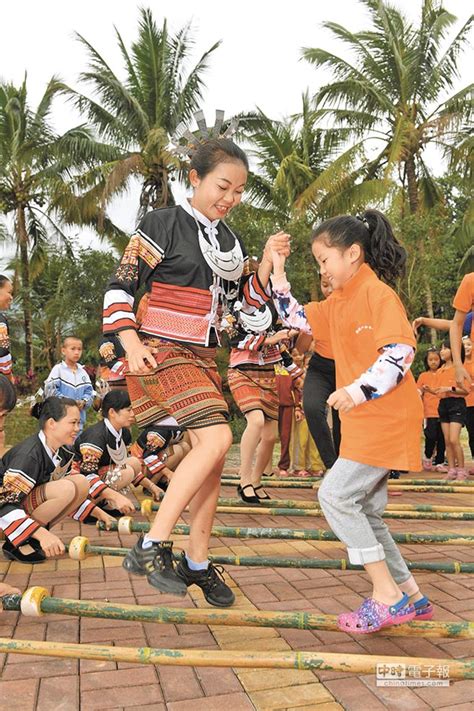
[[327, 388, 356, 413], [412, 317, 424, 335], [263, 231, 291, 263], [127, 344, 157, 375], [34, 529, 65, 557], [294, 408, 305, 422], [270, 248, 287, 276], [0, 582, 21, 602]]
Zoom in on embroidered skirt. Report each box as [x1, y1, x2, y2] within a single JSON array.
[[126, 338, 229, 429], [228, 365, 278, 420]]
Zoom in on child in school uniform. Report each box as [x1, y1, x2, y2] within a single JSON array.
[[45, 336, 95, 435], [416, 348, 445, 470], [271, 210, 432, 633]]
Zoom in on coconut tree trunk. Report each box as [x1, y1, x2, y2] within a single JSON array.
[[16, 206, 34, 372], [405, 157, 436, 345]]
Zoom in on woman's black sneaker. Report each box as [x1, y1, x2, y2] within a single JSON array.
[[237, 484, 261, 505], [122, 536, 187, 596], [2, 538, 46, 564], [175, 552, 235, 607]]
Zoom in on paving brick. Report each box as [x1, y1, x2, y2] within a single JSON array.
[[324, 677, 387, 710], [250, 682, 333, 709], [158, 665, 203, 701], [195, 666, 244, 696], [360, 672, 431, 710], [166, 693, 255, 711], [81, 667, 158, 691], [37, 674, 79, 711], [0, 678, 38, 710], [413, 680, 474, 707], [237, 668, 317, 692], [5, 659, 78, 680], [81, 683, 163, 709]]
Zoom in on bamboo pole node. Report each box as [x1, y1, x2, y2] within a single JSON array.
[[68, 536, 89, 561], [141, 499, 154, 519], [20, 587, 49, 617], [118, 516, 133, 535]]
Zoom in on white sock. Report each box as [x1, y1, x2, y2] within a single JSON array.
[[142, 535, 160, 549], [185, 554, 208, 571]]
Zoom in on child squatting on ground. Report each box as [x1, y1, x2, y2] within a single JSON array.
[[270, 210, 433, 633]]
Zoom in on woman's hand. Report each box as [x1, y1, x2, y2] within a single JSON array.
[[106, 491, 135, 515], [93, 507, 116, 530], [33, 529, 65, 557], [262, 231, 291, 264], [327, 388, 356, 413], [127, 344, 158, 375]]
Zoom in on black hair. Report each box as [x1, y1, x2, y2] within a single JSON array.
[[311, 210, 406, 286], [190, 138, 249, 178], [440, 340, 465, 364], [0, 374, 17, 413], [423, 347, 441, 371], [31, 396, 78, 428], [0, 275, 11, 289], [101, 389, 131, 418], [62, 335, 82, 346]]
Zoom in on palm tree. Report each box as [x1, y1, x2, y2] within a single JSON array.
[[302, 0, 472, 213], [0, 76, 115, 371], [301, 0, 472, 334], [68, 7, 220, 221]]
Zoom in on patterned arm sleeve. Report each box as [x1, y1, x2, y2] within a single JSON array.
[[229, 327, 266, 352], [272, 273, 312, 334], [240, 272, 272, 313], [103, 216, 167, 335], [78, 443, 108, 500], [344, 344, 415, 406]]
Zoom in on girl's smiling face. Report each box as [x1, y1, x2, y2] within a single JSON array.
[[440, 343, 452, 363], [463, 337, 472, 358], [312, 236, 360, 290], [189, 161, 247, 222]]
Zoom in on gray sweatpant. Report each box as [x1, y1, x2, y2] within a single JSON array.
[[318, 457, 411, 584]]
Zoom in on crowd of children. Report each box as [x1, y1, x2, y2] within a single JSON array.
[[0, 123, 473, 634]]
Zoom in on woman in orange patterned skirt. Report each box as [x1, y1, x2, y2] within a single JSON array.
[[103, 122, 290, 606]]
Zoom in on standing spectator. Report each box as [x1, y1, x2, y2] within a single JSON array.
[[44, 336, 95, 435]]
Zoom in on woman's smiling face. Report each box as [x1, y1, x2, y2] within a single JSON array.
[[189, 160, 247, 221]]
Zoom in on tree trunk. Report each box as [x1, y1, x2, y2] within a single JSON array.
[[405, 157, 436, 345], [16, 207, 34, 372]]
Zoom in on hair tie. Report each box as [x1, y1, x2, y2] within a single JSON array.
[[355, 215, 370, 230]]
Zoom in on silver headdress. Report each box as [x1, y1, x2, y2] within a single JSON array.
[[169, 110, 239, 159]]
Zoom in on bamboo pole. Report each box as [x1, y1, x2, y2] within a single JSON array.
[[0, 637, 471, 677], [2, 588, 472, 641], [220, 480, 473, 494], [222, 475, 474, 487], [102, 518, 474, 545], [140, 498, 474, 515], [143, 502, 474, 521], [67, 537, 474, 575]]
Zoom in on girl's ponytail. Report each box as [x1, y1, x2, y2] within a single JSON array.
[[361, 210, 406, 286]]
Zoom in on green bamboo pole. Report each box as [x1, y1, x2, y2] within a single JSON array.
[[2, 588, 472, 640], [221, 480, 473, 493], [102, 518, 474, 545], [222, 475, 474, 487], [140, 498, 474, 514], [0, 637, 471, 677], [144, 502, 474, 521], [67, 537, 474, 575]]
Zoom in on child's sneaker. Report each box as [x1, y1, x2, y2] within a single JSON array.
[[444, 468, 458, 480], [434, 463, 448, 473], [175, 553, 235, 607], [122, 536, 187, 596], [456, 468, 468, 481], [422, 458, 433, 471]]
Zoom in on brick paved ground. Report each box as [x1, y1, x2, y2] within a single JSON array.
[[0, 466, 472, 710]]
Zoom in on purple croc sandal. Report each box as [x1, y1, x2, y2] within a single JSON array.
[[413, 596, 434, 620], [337, 593, 416, 634]]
